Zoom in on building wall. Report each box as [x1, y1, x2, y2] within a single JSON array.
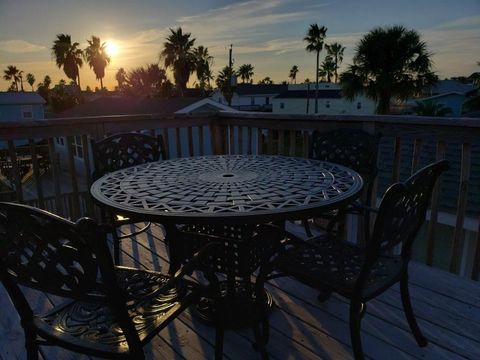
[[272, 95, 376, 115], [0, 104, 44, 121], [420, 94, 466, 117]]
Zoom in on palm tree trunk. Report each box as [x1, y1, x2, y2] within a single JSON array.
[[20, 79, 24, 92], [315, 50, 319, 114], [77, 74, 81, 90], [100, 78, 103, 90], [334, 55, 338, 83]]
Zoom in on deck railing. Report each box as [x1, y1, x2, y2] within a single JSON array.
[[0, 112, 479, 280]]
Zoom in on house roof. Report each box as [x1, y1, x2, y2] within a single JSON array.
[[276, 89, 342, 99], [54, 97, 215, 118], [428, 80, 476, 96], [418, 92, 466, 102], [0, 92, 46, 105], [235, 84, 288, 96]]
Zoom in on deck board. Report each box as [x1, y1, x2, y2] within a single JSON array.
[[1, 223, 479, 359]]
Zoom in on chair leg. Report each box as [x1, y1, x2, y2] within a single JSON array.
[[111, 227, 121, 265], [400, 274, 428, 347], [349, 300, 365, 360], [25, 331, 39, 360]]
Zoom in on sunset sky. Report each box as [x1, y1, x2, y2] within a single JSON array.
[[1, 0, 479, 91]]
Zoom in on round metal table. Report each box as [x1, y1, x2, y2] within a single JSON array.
[[91, 155, 363, 328]]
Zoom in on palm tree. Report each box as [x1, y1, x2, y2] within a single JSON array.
[[318, 56, 335, 82], [26, 73, 35, 91], [193, 45, 214, 93], [18, 71, 25, 91], [258, 77, 274, 85], [325, 42, 345, 83], [115, 68, 127, 89], [84, 36, 111, 89], [237, 64, 254, 84], [52, 34, 83, 88], [340, 25, 437, 114], [289, 65, 299, 84], [160, 27, 196, 96], [413, 100, 451, 116], [43, 75, 52, 89], [304, 24, 328, 113], [216, 66, 236, 105], [3, 65, 21, 91]]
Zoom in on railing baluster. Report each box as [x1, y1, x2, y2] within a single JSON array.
[[450, 142, 471, 274], [289, 130, 296, 157], [81, 134, 94, 217], [162, 128, 170, 159], [198, 126, 204, 156], [7, 140, 23, 202], [426, 141, 446, 266], [278, 130, 285, 156], [411, 138, 423, 174], [392, 136, 402, 182], [258, 128, 263, 155], [238, 126, 243, 155], [66, 136, 80, 219], [472, 219, 480, 280], [175, 128, 182, 158], [229, 125, 234, 154], [29, 139, 44, 208], [267, 129, 274, 155], [188, 127, 194, 156], [47, 138, 62, 215], [303, 130, 309, 158], [247, 127, 252, 155]]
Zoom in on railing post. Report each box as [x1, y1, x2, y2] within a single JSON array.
[[210, 118, 225, 155]]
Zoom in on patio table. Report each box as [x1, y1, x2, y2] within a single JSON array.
[[91, 154, 363, 327]]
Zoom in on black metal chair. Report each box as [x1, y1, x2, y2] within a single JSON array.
[[0, 202, 227, 359], [262, 160, 449, 360], [91, 132, 167, 264], [304, 129, 381, 238]]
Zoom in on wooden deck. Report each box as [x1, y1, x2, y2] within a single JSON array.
[[1, 223, 479, 360]]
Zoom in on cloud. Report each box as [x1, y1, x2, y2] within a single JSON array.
[[434, 15, 480, 31], [0, 39, 45, 53]]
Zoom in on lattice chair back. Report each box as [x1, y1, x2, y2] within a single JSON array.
[[91, 132, 167, 180], [0, 202, 118, 304], [309, 129, 380, 185], [369, 160, 449, 259]]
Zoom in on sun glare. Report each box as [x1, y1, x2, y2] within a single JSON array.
[[105, 42, 119, 57]]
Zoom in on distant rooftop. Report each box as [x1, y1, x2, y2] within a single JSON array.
[[428, 80, 476, 96], [276, 89, 342, 99], [235, 84, 288, 96], [0, 92, 46, 105]]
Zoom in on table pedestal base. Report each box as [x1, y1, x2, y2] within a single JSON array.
[[191, 280, 274, 329]]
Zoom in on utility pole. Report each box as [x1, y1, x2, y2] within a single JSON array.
[[228, 44, 233, 106]]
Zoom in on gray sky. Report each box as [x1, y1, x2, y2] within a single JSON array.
[[1, 0, 479, 90]]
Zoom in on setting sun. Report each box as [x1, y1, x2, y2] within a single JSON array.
[[105, 41, 119, 57]]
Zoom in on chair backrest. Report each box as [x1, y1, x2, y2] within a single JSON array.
[[369, 160, 449, 258], [309, 129, 380, 180], [91, 132, 167, 180], [0, 202, 117, 303]]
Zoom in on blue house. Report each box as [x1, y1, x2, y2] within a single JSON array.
[[0, 92, 45, 121]]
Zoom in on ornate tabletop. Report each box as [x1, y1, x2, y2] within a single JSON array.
[[90, 155, 363, 223]]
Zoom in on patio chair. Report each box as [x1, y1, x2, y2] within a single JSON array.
[[303, 128, 381, 238], [0, 202, 230, 360], [91, 132, 167, 264], [262, 160, 449, 360]]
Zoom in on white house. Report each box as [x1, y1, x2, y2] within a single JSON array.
[[271, 83, 376, 115], [211, 84, 288, 111], [0, 92, 45, 121]]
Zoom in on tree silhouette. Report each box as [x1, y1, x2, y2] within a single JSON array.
[[85, 36, 111, 89], [52, 34, 83, 88], [3, 65, 21, 91], [26, 73, 35, 91], [304, 24, 328, 113], [340, 25, 437, 114], [237, 64, 254, 83], [318, 56, 335, 82], [216, 66, 236, 105], [193, 45, 214, 93], [258, 77, 274, 85], [325, 42, 345, 83], [115, 68, 127, 90], [289, 65, 299, 84], [161, 27, 196, 96]]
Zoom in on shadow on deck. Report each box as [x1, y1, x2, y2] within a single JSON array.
[[1, 223, 479, 359]]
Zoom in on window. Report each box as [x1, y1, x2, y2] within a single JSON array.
[[265, 97, 270, 105], [72, 136, 83, 158], [357, 102, 362, 109], [56, 137, 65, 146], [326, 101, 330, 108], [280, 102, 285, 109], [251, 96, 255, 105], [21, 105, 33, 119]]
